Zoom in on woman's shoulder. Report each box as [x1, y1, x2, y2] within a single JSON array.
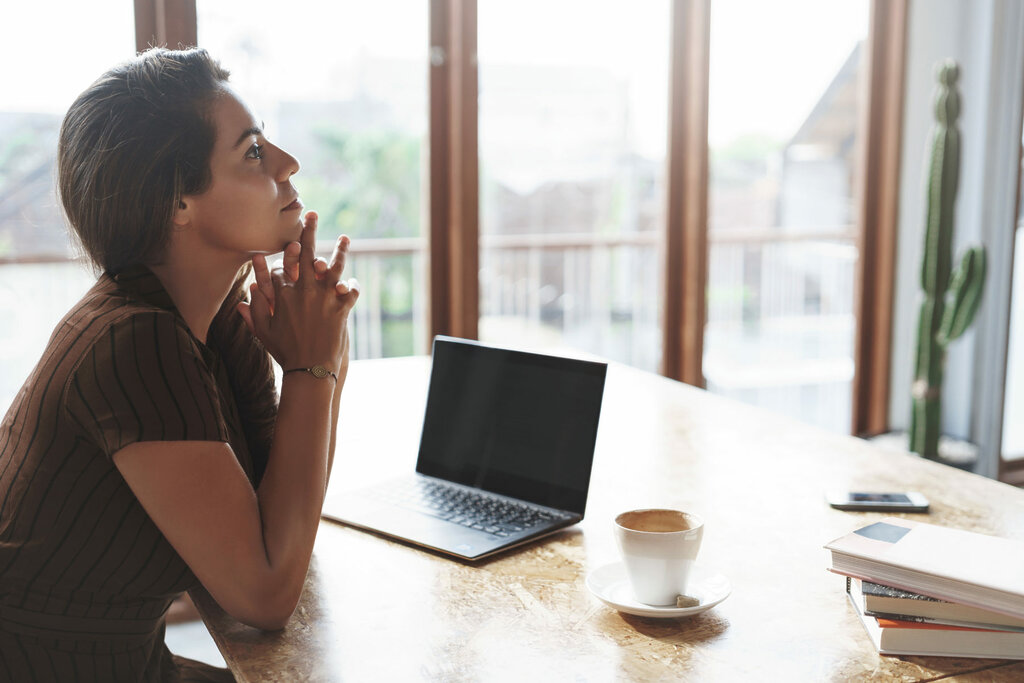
[[6, 275, 206, 436], [52, 277, 231, 459], [40, 273, 203, 391], [55, 274, 189, 353]]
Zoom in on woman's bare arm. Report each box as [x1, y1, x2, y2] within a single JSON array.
[[113, 214, 357, 630], [114, 376, 333, 629]]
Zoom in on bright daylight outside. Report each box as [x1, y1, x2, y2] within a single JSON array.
[[705, 0, 868, 433], [477, 0, 668, 373], [0, 1, 134, 415], [3, 0, 878, 436], [1004, 167, 1024, 461]]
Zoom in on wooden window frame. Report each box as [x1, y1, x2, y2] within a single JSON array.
[[134, 0, 196, 52], [662, 0, 711, 387], [660, 0, 909, 431], [852, 0, 909, 436], [998, 91, 1024, 484], [428, 0, 480, 341]]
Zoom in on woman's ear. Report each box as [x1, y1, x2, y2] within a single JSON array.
[[172, 197, 192, 228]]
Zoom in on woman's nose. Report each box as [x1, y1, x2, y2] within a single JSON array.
[[276, 147, 300, 181]]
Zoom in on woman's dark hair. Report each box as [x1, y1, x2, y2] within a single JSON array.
[[58, 48, 275, 482], [58, 47, 227, 271]]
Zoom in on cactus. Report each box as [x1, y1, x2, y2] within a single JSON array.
[[909, 61, 987, 461]]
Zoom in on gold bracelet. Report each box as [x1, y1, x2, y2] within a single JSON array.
[[283, 365, 337, 381]]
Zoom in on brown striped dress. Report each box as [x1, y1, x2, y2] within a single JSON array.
[[0, 266, 269, 681]]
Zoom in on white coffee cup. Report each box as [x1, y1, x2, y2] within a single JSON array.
[[614, 509, 704, 606]]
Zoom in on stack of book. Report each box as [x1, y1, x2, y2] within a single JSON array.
[[825, 517, 1024, 659]]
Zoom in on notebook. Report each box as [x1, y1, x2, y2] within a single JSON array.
[[321, 336, 607, 561]]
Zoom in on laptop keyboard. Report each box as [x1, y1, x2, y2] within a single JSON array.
[[376, 478, 571, 537]]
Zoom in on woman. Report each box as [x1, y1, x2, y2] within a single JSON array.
[[0, 48, 358, 681]]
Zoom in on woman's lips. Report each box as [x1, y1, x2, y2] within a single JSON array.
[[281, 198, 303, 212]]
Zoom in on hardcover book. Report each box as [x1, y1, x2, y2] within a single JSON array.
[[846, 583, 1024, 659], [849, 578, 1024, 632], [825, 518, 1024, 620]]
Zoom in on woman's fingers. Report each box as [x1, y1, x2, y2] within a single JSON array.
[[237, 266, 277, 335], [247, 209, 359, 370], [269, 266, 290, 293], [282, 241, 301, 282], [251, 254, 275, 314], [297, 211, 318, 282], [335, 277, 359, 295], [326, 235, 351, 285], [249, 282, 272, 335], [335, 278, 360, 312]]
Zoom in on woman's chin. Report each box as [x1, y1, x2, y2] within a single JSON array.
[[289, 217, 304, 240]]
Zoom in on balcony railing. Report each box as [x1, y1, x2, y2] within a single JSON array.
[[0, 229, 859, 431]]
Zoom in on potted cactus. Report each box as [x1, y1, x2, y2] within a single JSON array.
[[909, 60, 986, 462]]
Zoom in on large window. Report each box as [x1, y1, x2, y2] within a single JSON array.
[[198, 0, 430, 360], [705, 0, 869, 432], [1006, 224, 1023, 462], [1002, 138, 1024, 472], [0, 2, 134, 413], [477, 1, 668, 370], [2, 0, 918, 441]]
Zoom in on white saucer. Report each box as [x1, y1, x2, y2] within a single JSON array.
[[585, 562, 731, 619]]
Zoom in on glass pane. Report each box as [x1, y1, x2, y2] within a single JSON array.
[[198, 0, 429, 359], [706, 0, 869, 432], [0, 2, 134, 413], [0, 3, 134, 261], [1004, 213, 1024, 461], [477, 0, 668, 371]]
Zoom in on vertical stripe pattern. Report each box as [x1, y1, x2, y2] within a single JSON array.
[[0, 266, 257, 681]]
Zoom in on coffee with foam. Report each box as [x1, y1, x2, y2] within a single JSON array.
[[616, 509, 696, 533]]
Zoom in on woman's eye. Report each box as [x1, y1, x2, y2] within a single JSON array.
[[245, 143, 263, 160]]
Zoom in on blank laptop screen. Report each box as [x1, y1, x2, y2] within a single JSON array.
[[416, 338, 607, 514]]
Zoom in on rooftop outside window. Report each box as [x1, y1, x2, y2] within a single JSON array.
[[706, 0, 869, 432], [477, 0, 669, 371]]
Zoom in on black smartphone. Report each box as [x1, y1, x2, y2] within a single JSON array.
[[826, 491, 930, 512]]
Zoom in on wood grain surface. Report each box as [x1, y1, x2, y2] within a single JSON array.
[[192, 356, 1024, 681]]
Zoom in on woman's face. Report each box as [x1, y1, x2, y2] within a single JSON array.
[[181, 86, 303, 257]]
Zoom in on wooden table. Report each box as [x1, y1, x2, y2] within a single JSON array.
[[193, 356, 1024, 681]]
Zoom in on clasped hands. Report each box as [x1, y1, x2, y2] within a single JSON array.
[[237, 211, 358, 375]]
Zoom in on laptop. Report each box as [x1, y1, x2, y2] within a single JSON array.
[[322, 336, 607, 561]]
